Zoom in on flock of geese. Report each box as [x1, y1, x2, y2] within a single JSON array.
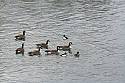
[[15, 31, 80, 57]]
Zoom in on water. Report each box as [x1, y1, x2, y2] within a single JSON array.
[[0, 0, 125, 83]]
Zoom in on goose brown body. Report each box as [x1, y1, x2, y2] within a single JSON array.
[[45, 46, 59, 55], [28, 48, 41, 56]]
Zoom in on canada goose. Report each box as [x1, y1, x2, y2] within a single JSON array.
[[16, 43, 24, 55], [36, 40, 50, 49], [15, 31, 25, 41], [58, 42, 73, 50]]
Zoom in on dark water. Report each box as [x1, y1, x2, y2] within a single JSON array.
[[0, 0, 125, 83]]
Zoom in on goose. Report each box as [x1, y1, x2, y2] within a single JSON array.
[[58, 42, 73, 50], [16, 43, 24, 55], [45, 46, 59, 55], [63, 35, 68, 40], [28, 47, 41, 56], [36, 40, 50, 49], [74, 52, 80, 57], [15, 31, 25, 41]]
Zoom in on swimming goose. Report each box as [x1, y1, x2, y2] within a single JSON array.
[[74, 52, 80, 57], [16, 43, 24, 55], [58, 42, 73, 50], [15, 31, 25, 41], [45, 46, 59, 55], [36, 40, 50, 49], [28, 47, 41, 56], [63, 35, 68, 40]]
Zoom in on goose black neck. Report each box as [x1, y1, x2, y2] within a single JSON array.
[[46, 40, 49, 44], [57, 46, 59, 50], [69, 42, 72, 46], [23, 31, 25, 35], [22, 43, 24, 48], [38, 47, 40, 51]]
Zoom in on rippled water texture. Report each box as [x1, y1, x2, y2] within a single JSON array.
[[0, 0, 125, 83]]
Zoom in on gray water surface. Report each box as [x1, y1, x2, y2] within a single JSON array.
[[0, 0, 125, 83]]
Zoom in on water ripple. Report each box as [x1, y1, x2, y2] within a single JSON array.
[[0, 0, 125, 83]]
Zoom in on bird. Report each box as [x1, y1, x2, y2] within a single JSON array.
[[74, 52, 80, 57], [45, 46, 60, 55], [57, 42, 73, 50], [36, 40, 50, 49], [28, 47, 41, 56], [15, 30, 26, 41], [60, 52, 67, 57], [63, 35, 68, 40], [16, 43, 24, 55]]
